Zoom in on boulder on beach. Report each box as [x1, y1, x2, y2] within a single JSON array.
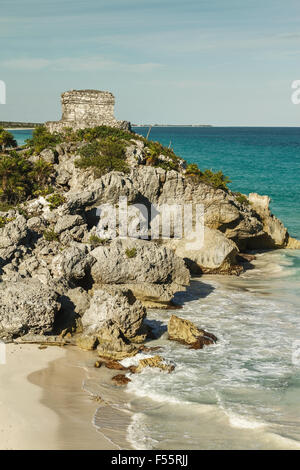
[[96, 320, 139, 361], [0, 279, 60, 339], [168, 314, 217, 349]]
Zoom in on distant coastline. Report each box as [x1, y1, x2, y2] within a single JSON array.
[[1, 121, 41, 129], [132, 124, 213, 127]]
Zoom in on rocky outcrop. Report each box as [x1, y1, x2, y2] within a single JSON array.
[[82, 287, 146, 341], [0, 215, 29, 250], [248, 193, 288, 248], [0, 279, 60, 339], [164, 226, 241, 274], [75, 334, 98, 351], [168, 315, 217, 349], [90, 238, 190, 307], [96, 320, 139, 360], [286, 237, 300, 249]]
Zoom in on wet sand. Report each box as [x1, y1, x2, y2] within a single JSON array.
[[0, 344, 124, 450]]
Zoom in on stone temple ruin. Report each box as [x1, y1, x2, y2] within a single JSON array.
[[46, 89, 131, 133]]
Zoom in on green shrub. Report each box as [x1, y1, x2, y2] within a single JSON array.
[[234, 192, 249, 205], [0, 128, 17, 152], [185, 163, 231, 191], [185, 163, 201, 176], [75, 139, 129, 177], [125, 247, 137, 258], [47, 193, 66, 210], [30, 159, 54, 187], [199, 169, 231, 190], [74, 125, 134, 143], [89, 234, 107, 246], [0, 215, 15, 228], [0, 152, 32, 204], [33, 185, 54, 197], [25, 125, 62, 153], [43, 229, 59, 242]]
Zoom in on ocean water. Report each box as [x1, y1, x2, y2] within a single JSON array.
[[12, 127, 300, 449]]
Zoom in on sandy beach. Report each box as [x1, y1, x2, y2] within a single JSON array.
[[0, 344, 120, 450]]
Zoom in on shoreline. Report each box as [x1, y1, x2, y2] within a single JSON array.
[[0, 344, 64, 450], [0, 344, 122, 450]]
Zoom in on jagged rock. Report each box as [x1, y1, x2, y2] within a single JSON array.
[[0, 215, 28, 249], [112, 374, 131, 386], [90, 238, 190, 307], [96, 320, 139, 360], [248, 193, 288, 248], [0, 279, 60, 339], [82, 287, 146, 340], [40, 148, 57, 164], [51, 245, 94, 282], [54, 214, 85, 234], [287, 237, 300, 249], [135, 355, 175, 373], [168, 315, 217, 349], [63, 287, 90, 317], [27, 216, 47, 232]]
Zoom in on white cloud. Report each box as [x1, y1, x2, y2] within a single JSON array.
[[1, 56, 163, 72]]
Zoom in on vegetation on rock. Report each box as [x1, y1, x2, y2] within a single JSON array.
[[43, 228, 59, 242], [125, 247, 137, 258], [75, 139, 129, 176], [25, 125, 62, 154], [47, 193, 66, 210], [185, 163, 231, 190], [0, 128, 17, 152], [234, 192, 250, 205]]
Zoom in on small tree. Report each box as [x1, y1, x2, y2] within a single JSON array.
[[0, 128, 17, 152]]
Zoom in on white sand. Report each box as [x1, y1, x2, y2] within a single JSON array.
[[0, 344, 64, 449], [0, 344, 118, 450]]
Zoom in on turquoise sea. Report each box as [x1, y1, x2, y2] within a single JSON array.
[[12, 127, 300, 449]]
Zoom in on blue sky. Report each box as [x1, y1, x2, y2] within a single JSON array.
[[1, 0, 300, 125]]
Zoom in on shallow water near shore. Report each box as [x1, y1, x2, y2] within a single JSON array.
[[86, 250, 300, 450]]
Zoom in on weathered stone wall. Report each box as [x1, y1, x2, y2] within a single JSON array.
[[46, 89, 131, 132]]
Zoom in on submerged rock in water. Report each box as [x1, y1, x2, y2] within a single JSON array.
[[135, 355, 175, 374], [104, 360, 128, 371], [111, 374, 131, 386], [168, 314, 217, 349]]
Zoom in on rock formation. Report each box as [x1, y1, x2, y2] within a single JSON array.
[[168, 314, 217, 349], [0, 110, 299, 360], [46, 89, 131, 133]]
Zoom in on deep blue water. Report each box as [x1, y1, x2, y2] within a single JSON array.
[[12, 127, 300, 238]]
